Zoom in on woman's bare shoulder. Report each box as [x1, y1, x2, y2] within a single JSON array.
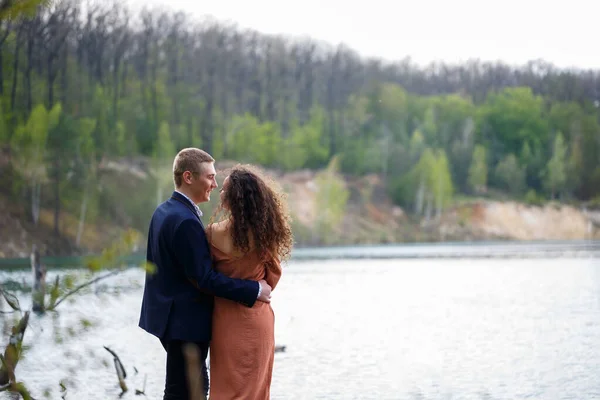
[[207, 220, 233, 248], [209, 220, 231, 233]]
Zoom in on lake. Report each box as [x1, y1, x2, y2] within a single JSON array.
[[1, 246, 599, 399]]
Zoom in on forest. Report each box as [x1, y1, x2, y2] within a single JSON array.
[[0, 0, 599, 240]]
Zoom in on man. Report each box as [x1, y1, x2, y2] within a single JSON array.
[[139, 148, 272, 399]]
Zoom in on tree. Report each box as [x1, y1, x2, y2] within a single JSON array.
[[151, 121, 176, 206], [543, 132, 567, 199], [431, 149, 454, 218], [314, 156, 349, 244], [10, 103, 61, 224], [409, 129, 426, 165], [468, 145, 487, 194], [479, 87, 549, 176], [75, 117, 97, 246], [494, 153, 526, 196]]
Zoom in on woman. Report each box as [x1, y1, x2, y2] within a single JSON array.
[[206, 164, 293, 400]]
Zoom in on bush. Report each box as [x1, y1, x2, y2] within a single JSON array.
[[524, 189, 544, 206]]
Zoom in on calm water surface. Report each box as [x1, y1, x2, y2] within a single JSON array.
[[1, 256, 599, 400]]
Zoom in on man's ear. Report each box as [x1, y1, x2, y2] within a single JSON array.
[[182, 171, 193, 184]]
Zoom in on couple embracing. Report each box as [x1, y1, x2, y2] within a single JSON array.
[[138, 148, 293, 399]]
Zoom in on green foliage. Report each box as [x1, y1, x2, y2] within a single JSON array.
[[480, 87, 549, 157], [282, 108, 329, 170], [226, 113, 282, 167], [0, 0, 51, 20], [524, 189, 544, 206]]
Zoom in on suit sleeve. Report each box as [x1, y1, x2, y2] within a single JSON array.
[[172, 219, 259, 307]]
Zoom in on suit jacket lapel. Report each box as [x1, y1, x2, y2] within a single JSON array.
[[170, 192, 203, 225]]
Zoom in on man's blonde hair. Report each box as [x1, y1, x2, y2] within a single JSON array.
[[172, 148, 215, 187]]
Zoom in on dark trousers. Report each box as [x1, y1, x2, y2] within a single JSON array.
[[160, 339, 209, 400]]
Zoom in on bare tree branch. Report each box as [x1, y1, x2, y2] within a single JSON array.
[[49, 268, 122, 310]]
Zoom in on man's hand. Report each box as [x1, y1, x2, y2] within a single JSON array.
[[257, 280, 272, 303]]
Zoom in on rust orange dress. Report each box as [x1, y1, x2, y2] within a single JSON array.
[[207, 233, 282, 400]]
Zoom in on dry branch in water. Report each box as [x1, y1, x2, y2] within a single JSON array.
[[0, 311, 33, 399], [104, 346, 128, 394], [48, 269, 123, 310], [0, 311, 29, 385]]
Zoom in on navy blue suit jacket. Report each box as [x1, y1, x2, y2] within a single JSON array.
[[138, 191, 259, 343]]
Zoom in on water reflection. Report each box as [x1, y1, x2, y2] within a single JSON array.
[[0, 257, 599, 399]]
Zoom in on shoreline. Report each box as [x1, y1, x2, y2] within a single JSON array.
[[0, 240, 598, 271]]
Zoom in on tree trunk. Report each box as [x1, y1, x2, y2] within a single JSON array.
[[0, 25, 10, 95], [435, 176, 443, 220], [53, 157, 60, 235], [31, 182, 41, 225], [60, 47, 68, 110], [76, 188, 89, 246], [415, 180, 425, 215], [424, 192, 433, 222], [0, 50, 4, 96], [31, 245, 46, 312], [47, 64, 55, 108], [10, 24, 24, 115], [200, 64, 216, 154], [112, 56, 120, 123], [25, 29, 34, 114]]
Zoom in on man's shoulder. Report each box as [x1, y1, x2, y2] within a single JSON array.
[[154, 197, 190, 216], [151, 200, 197, 229]]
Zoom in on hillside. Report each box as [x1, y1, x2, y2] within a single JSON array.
[[0, 160, 598, 259], [1, 1, 600, 259]]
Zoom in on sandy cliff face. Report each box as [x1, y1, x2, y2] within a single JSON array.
[[440, 201, 599, 241], [473, 202, 595, 240]]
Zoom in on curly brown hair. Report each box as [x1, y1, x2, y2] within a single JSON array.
[[212, 164, 293, 262]]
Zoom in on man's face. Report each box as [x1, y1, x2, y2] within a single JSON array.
[[190, 162, 218, 203]]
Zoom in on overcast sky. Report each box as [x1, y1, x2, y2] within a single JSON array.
[[127, 0, 597, 70]]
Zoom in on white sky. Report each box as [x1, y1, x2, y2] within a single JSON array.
[[127, 0, 598, 70]]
